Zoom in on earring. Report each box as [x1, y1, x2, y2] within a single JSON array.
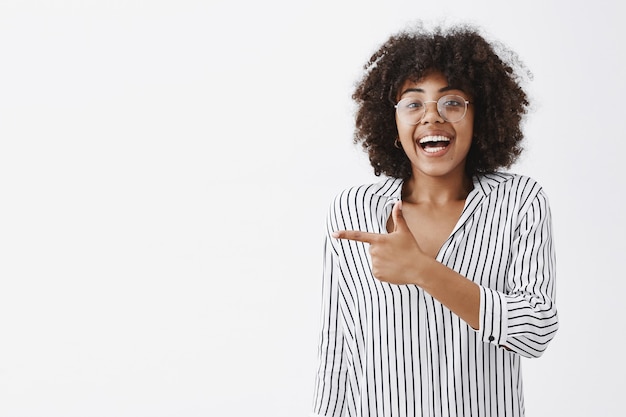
[[394, 138, 401, 149]]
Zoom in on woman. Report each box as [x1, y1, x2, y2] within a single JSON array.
[[311, 23, 558, 417]]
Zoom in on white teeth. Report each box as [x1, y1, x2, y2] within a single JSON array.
[[424, 146, 447, 153], [419, 135, 451, 144]]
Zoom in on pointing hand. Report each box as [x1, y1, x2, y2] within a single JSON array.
[[332, 201, 424, 285]]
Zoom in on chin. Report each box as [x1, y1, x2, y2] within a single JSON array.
[[413, 162, 466, 178]]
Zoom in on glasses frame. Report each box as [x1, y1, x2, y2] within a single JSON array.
[[394, 94, 471, 125]]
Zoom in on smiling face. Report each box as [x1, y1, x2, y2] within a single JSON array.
[[395, 71, 474, 181]]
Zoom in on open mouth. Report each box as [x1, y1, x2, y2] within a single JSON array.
[[419, 135, 451, 154]]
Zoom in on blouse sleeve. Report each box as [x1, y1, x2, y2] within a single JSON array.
[[477, 188, 559, 358], [311, 230, 348, 417]]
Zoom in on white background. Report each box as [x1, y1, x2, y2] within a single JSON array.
[[0, 0, 624, 416]]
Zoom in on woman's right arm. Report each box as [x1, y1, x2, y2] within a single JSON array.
[[311, 230, 348, 417]]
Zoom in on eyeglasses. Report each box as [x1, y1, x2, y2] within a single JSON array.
[[394, 94, 471, 124]]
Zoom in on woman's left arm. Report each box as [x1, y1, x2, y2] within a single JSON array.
[[477, 189, 559, 358], [414, 190, 559, 358]]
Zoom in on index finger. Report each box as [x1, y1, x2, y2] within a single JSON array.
[[332, 230, 382, 244]]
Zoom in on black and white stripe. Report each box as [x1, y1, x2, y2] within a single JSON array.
[[311, 172, 558, 417]]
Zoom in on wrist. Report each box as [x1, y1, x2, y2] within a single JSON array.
[[412, 255, 439, 286]]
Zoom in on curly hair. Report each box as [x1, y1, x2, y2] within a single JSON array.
[[352, 23, 531, 179]]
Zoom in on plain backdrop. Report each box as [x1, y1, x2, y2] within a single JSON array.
[[0, 0, 624, 416]]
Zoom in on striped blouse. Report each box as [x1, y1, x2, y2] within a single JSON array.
[[311, 172, 558, 417]]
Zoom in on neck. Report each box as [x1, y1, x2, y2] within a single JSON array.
[[402, 170, 473, 205]]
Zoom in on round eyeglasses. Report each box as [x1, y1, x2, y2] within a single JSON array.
[[394, 94, 471, 124]]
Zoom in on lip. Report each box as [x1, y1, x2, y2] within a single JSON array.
[[417, 129, 454, 141], [415, 130, 454, 156]]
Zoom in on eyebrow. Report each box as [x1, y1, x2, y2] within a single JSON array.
[[399, 86, 461, 97]]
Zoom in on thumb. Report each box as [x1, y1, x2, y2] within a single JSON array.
[[392, 200, 410, 233]]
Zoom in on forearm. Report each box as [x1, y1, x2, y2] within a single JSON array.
[[415, 257, 481, 330]]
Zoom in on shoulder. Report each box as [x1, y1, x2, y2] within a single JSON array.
[[476, 171, 546, 198], [327, 177, 402, 215], [476, 171, 552, 216], [332, 177, 402, 204]]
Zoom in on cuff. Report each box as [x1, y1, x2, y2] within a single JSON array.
[[478, 286, 508, 346]]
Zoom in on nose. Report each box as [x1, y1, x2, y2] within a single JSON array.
[[421, 100, 444, 124]]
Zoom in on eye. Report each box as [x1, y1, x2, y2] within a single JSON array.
[[403, 99, 424, 110], [442, 98, 464, 107]]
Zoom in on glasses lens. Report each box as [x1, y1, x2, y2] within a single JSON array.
[[438, 95, 467, 123], [396, 95, 468, 124], [395, 98, 424, 125]]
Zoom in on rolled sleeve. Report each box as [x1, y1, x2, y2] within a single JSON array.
[[478, 286, 509, 346]]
